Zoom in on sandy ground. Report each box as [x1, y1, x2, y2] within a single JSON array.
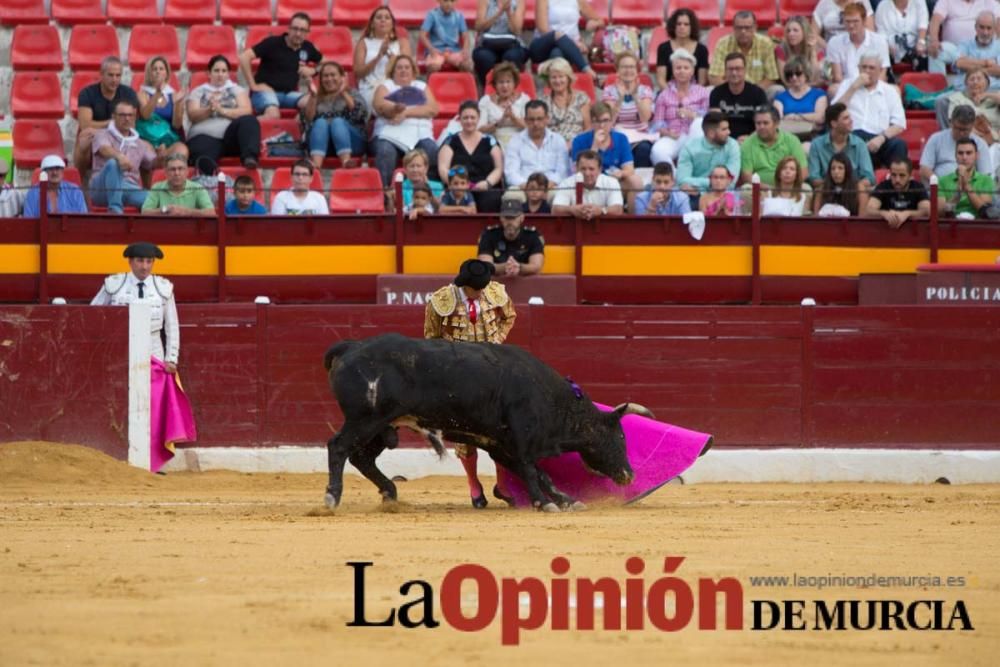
[[1, 442, 998, 667]]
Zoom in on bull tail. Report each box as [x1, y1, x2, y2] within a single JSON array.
[[323, 340, 357, 373]]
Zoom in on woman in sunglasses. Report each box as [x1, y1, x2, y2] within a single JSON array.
[[774, 59, 828, 146], [437, 100, 505, 212]]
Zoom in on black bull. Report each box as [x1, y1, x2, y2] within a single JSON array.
[[322, 334, 647, 511]]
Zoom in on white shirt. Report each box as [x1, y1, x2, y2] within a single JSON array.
[[933, 0, 1000, 45], [552, 173, 624, 209], [832, 78, 907, 134], [0, 184, 25, 218], [271, 190, 330, 215], [875, 0, 930, 53], [503, 128, 572, 187], [827, 30, 892, 80], [91, 271, 179, 364]]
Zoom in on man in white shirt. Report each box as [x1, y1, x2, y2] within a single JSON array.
[[832, 53, 908, 168], [928, 0, 1000, 73], [271, 160, 329, 215], [552, 150, 624, 218], [828, 2, 892, 92], [503, 100, 572, 188]]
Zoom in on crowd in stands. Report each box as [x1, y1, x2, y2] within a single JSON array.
[[4, 0, 1000, 224]]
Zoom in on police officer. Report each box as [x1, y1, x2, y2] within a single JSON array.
[[91, 242, 179, 373], [477, 197, 545, 277]]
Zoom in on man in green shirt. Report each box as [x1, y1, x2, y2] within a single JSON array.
[[740, 106, 808, 187], [142, 153, 215, 216], [937, 139, 994, 218]]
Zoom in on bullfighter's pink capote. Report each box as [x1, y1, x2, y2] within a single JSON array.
[[150, 357, 197, 472]]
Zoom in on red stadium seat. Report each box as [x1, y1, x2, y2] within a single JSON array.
[[268, 164, 322, 201], [32, 166, 83, 186], [779, 0, 818, 22], [585, 0, 608, 25], [51, 0, 106, 24], [329, 168, 385, 213], [485, 68, 538, 98], [186, 25, 239, 71], [128, 25, 183, 70], [570, 73, 597, 103], [668, 0, 720, 28], [11, 73, 65, 120], [611, 0, 663, 27], [276, 0, 329, 24], [707, 26, 731, 53], [899, 118, 940, 163], [389, 0, 438, 28], [432, 117, 452, 140], [12, 120, 65, 170], [0, 0, 48, 26], [220, 167, 266, 204], [311, 25, 354, 69], [259, 118, 304, 168], [428, 72, 479, 118], [646, 26, 667, 71], [332, 0, 381, 28], [107, 0, 161, 24], [898, 72, 949, 93], [725, 0, 777, 28], [220, 0, 273, 26], [130, 71, 182, 92], [164, 0, 216, 24], [11, 25, 63, 71], [69, 71, 99, 118], [69, 25, 121, 71]]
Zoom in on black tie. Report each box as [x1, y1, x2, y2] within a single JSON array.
[[137, 282, 145, 299]]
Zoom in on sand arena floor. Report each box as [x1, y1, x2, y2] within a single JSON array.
[[1, 441, 998, 666]]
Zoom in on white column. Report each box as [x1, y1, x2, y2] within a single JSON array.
[[128, 301, 152, 470]]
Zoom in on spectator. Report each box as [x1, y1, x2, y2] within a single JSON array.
[[270, 160, 329, 215], [439, 101, 505, 212], [650, 49, 710, 165], [73, 57, 141, 177], [774, 61, 829, 142], [945, 69, 1000, 171], [239, 12, 321, 119], [920, 105, 993, 180], [676, 110, 742, 197], [762, 156, 813, 216], [867, 156, 931, 227], [656, 8, 709, 88], [951, 12, 1000, 86], [478, 197, 545, 276], [552, 150, 624, 218], [406, 184, 436, 219], [875, 0, 930, 71], [808, 102, 876, 188], [602, 52, 655, 167], [571, 103, 643, 212], [504, 100, 572, 189], [401, 149, 444, 209], [708, 12, 779, 89], [929, 1, 1000, 74], [0, 158, 25, 218], [186, 56, 262, 174], [421, 0, 474, 73], [304, 61, 368, 170], [634, 162, 691, 215], [813, 152, 868, 215], [938, 138, 995, 216], [23, 155, 88, 217], [142, 153, 214, 215], [136, 56, 188, 166], [699, 166, 741, 215], [828, 3, 892, 91], [354, 7, 412, 108], [813, 0, 875, 44], [523, 173, 552, 213], [89, 100, 156, 214], [224, 175, 267, 215], [708, 53, 769, 141], [473, 0, 529, 84], [371, 55, 440, 196], [740, 106, 809, 186], [529, 0, 604, 78], [538, 58, 591, 146], [776, 16, 824, 86], [479, 62, 530, 149], [832, 53, 908, 168], [440, 165, 477, 213]]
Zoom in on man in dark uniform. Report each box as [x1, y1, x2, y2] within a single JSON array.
[[477, 197, 546, 277]]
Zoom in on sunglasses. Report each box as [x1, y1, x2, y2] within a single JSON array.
[[787, 71, 805, 77], [447, 166, 468, 177]]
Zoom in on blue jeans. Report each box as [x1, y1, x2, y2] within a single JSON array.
[[473, 42, 529, 84], [372, 138, 439, 191], [89, 160, 147, 213], [528, 32, 589, 72], [251, 90, 305, 114], [308, 117, 366, 159]]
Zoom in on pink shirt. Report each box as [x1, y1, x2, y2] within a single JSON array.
[[933, 0, 1000, 45], [650, 82, 710, 136], [92, 130, 156, 185]]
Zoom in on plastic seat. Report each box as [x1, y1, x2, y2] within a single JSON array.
[[69, 71, 99, 118], [32, 167, 84, 186], [11, 25, 64, 71], [485, 68, 538, 98], [51, 0, 106, 24], [259, 118, 304, 168], [276, 0, 329, 24], [390, 0, 438, 28], [611, 0, 664, 27], [220, 167, 266, 205], [779, 0, 818, 22], [220, 0, 273, 25], [724, 0, 777, 28], [585, 0, 608, 26], [107, 0, 161, 24], [571, 74, 596, 103], [899, 118, 940, 163], [12, 120, 65, 170], [329, 168, 385, 213], [332, 0, 381, 28], [646, 26, 667, 72], [128, 25, 182, 70], [668, 0, 720, 28], [11, 73, 65, 120], [164, 0, 216, 24], [707, 26, 731, 54], [269, 164, 322, 202], [0, 0, 48, 26], [186, 25, 239, 71], [312, 25, 354, 68], [898, 72, 948, 93], [428, 72, 479, 118], [69, 25, 121, 71]]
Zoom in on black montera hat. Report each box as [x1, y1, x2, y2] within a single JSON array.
[[454, 259, 494, 290], [123, 242, 164, 259]]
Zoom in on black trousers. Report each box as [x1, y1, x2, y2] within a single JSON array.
[[188, 115, 261, 174]]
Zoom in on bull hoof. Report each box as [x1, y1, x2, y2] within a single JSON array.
[[324, 492, 339, 509], [471, 493, 488, 509], [492, 485, 515, 507], [569, 501, 588, 512], [539, 502, 561, 513]]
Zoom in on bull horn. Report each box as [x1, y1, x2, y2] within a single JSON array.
[[613, 402, 655, 419]]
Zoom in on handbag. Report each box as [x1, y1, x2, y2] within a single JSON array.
[[136, 114, 180, 148]]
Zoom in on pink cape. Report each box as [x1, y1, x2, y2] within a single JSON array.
[[505, 403, 712, 507], [150, 357, 198, 473]]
